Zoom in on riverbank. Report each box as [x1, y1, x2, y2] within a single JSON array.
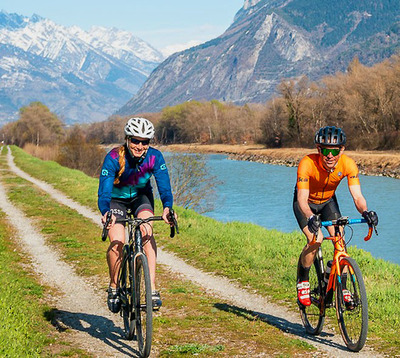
[[163, 143, 400, 179]]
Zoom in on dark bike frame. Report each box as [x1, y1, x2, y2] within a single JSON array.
[[102, 207, 178, 358]]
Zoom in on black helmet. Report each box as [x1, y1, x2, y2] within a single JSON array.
[[314, 126, 346, 146]]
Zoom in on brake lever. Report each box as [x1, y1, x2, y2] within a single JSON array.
[[101, 211, 112, 241], [168, 208, 179, 238], [364, 223, 378, 241]]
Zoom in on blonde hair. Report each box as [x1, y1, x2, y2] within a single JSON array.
[[113, 145, 126, 185]]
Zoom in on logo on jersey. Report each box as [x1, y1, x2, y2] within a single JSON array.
[[101, 169, 109, 176], [338, 171, 343, 177], [298, 177, 308, 182], [350, 174, 359, 179], [160, 164, 167, 170]]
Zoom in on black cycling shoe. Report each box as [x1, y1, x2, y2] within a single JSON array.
[[152, 291, 162, 311], [107, 287, 121, 313]]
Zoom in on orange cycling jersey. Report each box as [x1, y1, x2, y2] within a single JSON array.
[[296, 153, 360, 204]]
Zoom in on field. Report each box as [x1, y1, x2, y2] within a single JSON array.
[[1, 145, 399, 356]]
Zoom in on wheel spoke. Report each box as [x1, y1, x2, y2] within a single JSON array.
[[335, 257, 368, 352]]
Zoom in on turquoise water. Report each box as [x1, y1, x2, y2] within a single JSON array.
[[202, 154, 400, 266]]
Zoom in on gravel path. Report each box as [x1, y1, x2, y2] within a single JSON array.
[[2, 147, 382, 357]]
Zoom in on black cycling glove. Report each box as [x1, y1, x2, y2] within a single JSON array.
[[307, 214, 321, 234], [362, 210, 378, 226]]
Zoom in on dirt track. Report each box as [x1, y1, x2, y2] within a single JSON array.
[[0, 146, 383, 357]]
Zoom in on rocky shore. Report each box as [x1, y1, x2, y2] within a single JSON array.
[[229, 153, 400, 179], [163, 144, 400, 179]]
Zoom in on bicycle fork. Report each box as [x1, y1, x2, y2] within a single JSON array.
[[119, 245, 133, 315], [315, 248, 329, 313]]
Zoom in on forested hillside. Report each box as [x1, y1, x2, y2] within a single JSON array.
[[96, 55, 400, 150], [1, 53, 400, 181]]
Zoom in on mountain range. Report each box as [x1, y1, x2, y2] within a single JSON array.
[[0, 10, 163, 124], [119, 0, 400, 115]]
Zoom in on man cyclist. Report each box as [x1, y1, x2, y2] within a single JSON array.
[[293, 126, 378, 306], [98, 117, 175, 313]]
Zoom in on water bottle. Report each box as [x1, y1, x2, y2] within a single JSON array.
[[324, 260, 333, 283]]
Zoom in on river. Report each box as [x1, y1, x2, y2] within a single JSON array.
[[200, 154, 400, 266]]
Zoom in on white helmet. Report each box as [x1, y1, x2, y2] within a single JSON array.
[[124, 117, 155, 139]]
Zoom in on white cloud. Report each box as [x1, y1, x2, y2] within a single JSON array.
[[161, 40, 202, 57]]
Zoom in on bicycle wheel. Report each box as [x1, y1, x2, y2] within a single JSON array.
[[298, 255, 325, 335], [335, 257, 368, 352], [134, 253, 153, 358], [119, 247, 135, 340]]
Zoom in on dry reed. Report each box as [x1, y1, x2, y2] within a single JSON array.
[[23, 143, 59, 161]]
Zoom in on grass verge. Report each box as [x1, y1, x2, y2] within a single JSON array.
[[0, 213, 52, 357], [0, 206, 90, 357], [9, 145, 400, 355]]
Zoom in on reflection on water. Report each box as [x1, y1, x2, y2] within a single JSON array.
[[202, 154, 400, 266]]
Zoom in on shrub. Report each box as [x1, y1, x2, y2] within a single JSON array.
[[57, 126, 104, 177]]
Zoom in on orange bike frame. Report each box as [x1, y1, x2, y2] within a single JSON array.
[[324, 231, 351, 293], [323, 224, 373, 292]]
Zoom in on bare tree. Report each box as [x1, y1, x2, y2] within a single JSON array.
[[1, 102, 64, 147], [164, 153, 222, 213]]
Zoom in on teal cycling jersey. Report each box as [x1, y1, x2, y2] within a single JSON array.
[[98, 146, 173, 215]]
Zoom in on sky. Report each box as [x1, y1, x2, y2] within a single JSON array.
[[1, 0, 245, 56]]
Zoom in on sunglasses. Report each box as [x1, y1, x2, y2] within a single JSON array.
[[320, 147, 340, 157], [129, 138, 150, 145]]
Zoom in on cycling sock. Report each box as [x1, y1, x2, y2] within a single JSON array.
[[298, 264, 311, 282]]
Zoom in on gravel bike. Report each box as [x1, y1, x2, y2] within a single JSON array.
[[102, 208, 178, 357], [297, 216, 377, 352]]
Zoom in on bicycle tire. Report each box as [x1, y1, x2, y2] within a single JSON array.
[[119, 246, 135, 340], [298, 255, 325, 335], [134, 253, 153, 358], [335, 257, 368, 352]]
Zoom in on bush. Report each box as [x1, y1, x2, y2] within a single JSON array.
[[57, 126, 104, 177]]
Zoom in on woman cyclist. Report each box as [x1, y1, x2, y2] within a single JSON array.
[[293, 126, 378, 306], [98, 117, 175, 313]]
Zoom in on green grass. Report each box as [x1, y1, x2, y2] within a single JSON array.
[[0, 215, 50, 357], [162, 343, 224, 355], [8, 145, 400, 355], [1, 172, 106, 278], [10, 145, 98, 209], [0, 210, 87, 357]]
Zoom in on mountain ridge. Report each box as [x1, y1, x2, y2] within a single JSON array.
[[119, 0, 400, 115], [0, 10, 163, 124]]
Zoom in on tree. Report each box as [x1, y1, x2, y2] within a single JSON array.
[[57, 126, 105, 177], [1, 102, 64, 147], [278, 76, 311, 146], [259, 98, 287, 147], [163, 153, 222, 213]]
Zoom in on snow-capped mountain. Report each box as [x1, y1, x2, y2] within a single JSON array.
[[0, 10, 164, 124], [119, 0, 400, 115]]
